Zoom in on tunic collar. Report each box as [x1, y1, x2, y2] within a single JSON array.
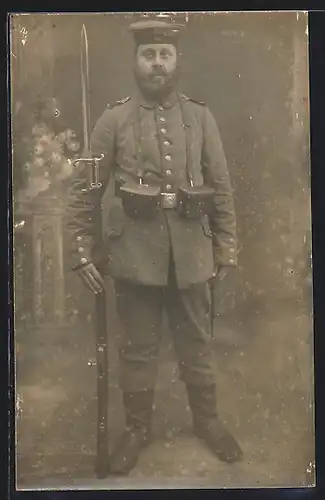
[[136, 90, 178, 109]]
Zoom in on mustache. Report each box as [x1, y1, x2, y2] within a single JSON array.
[[150, 68, 168, 76]]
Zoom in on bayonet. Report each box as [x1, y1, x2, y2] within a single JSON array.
[[77, 24, 104, 190], [81, 24, 91, 155]]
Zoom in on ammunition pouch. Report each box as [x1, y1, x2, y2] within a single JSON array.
[[115, 180, 215, 220], [117, 182, 161, 219], [177, 185, 215, 219]]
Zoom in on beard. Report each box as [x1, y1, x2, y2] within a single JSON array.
[[133, 66, 178, 101]]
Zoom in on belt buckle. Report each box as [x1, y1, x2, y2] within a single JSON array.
[[161, 192, 177, 209]]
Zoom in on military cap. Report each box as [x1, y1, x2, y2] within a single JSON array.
[[128, 20, 184, 46]]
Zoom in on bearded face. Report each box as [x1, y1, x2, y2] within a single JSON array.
[[133, 43, 178, 99]]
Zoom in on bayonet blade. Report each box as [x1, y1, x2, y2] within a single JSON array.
[[81, 24, 91, 156]]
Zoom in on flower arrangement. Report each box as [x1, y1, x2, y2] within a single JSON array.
[[21, 122, 81, 198]]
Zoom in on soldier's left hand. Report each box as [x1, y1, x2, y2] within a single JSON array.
[[213, 266, 228, 281]]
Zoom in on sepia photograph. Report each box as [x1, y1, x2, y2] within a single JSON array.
[[10, 10, 314, 490]]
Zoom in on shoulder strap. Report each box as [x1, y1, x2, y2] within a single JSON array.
[[181, 94, 206, 106], [106, 96, 131, 109]]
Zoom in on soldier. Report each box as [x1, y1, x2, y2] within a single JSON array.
[[68, 19, 243, 475]]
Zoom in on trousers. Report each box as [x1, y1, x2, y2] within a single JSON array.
[[114, 258, 216, 392]]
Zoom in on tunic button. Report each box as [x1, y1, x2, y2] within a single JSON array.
[[78, 247, 84, 253], [165, 154, 171, 161], [159, 117, 166, 122], [80, 257, 88, 265], [77, 236, 82, 242], [166, 169, 172, 175], [161, 128, 167, 134], [163, 140, 171, 147], [158, 106, 164, 111], [166, 184, 172, 191]]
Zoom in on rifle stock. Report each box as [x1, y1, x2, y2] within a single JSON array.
[[94, 284, 109, 478]]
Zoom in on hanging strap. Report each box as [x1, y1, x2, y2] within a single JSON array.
[[177, 93, 194, 187], [132, 99, 144, 182]]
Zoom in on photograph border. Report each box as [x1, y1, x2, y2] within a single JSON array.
[[5, 6, 325, 499]]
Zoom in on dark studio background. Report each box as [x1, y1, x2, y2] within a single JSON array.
[[9, 11, 316, 491]]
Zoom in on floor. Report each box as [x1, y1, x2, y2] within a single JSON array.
[[15, 297, 315, 491]]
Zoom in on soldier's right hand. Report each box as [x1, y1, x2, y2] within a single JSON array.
[[77, 262, 105, 295]]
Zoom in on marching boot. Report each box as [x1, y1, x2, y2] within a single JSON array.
[[186, 384, 243, 464], [109, 390, 154, 475]]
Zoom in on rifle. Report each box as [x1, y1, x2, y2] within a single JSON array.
[[74, 24, 109, 479]]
